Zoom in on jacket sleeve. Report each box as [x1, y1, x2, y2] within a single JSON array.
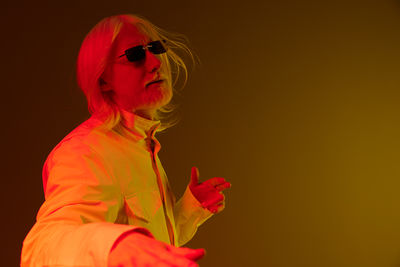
[[21, 138, 152, 267], [173, 186, 213, 246]]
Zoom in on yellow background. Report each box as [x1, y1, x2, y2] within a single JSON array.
[[4, 0, 400, 266]]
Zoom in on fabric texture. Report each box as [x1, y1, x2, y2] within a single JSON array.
[[21, 110, 212, 267]]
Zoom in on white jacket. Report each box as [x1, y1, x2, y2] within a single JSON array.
[[21, 110, 212, 267]]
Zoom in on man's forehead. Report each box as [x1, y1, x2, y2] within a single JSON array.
[[118, 24, 150, 47]]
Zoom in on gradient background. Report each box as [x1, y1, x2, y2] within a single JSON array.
[[3, 0, 400, 266]]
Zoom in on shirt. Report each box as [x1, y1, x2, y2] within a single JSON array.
[[21, 110, 212, 267]]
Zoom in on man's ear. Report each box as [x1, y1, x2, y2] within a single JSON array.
[[99, 78, 113, 92]]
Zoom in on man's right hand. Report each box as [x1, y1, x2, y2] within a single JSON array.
[[108, 231, 205, 267]]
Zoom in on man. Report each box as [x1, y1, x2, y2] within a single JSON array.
[[21, 14, 230, 267]]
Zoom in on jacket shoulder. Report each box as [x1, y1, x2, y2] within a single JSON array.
[[41, 117, 113, 194], [46, 117, 107, 159]]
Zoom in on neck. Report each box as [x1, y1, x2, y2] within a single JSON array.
[[133, 109, 156, 120]]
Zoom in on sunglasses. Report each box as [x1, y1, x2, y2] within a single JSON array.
[[118, 40, 167, 62]]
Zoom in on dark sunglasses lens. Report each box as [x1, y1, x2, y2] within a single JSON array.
[[148, 41, 167, 54], [125, 46, 145, 62]]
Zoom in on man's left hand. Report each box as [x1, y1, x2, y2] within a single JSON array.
[[189, 167, 231, 214]]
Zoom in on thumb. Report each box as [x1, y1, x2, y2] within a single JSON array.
[[190, 167, 200, 186]]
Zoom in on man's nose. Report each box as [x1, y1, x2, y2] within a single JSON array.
[[145, 50, 161, 73]]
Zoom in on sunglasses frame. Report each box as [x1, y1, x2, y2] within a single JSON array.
[[118, 40, 167, 62]]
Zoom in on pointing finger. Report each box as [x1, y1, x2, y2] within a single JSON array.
[[204, 178, 231, 191], [215, 181, 231, 191], [206, 177, 228, 187]]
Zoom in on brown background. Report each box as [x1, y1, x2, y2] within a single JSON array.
[[3, 0, 400, 266]]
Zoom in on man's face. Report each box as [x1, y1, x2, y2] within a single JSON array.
[[102, 23, 172, 117]]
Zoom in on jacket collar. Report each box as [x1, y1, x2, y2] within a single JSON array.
[[119, 108, 161, 139]]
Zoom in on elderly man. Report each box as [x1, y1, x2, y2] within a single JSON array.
[[21, 14, 230, 267]]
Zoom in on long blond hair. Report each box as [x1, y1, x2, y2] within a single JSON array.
[[76, 14, 195, 131]]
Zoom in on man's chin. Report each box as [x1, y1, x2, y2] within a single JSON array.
[[140, 96, 171, 113], [152, 89, 172, 106]]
